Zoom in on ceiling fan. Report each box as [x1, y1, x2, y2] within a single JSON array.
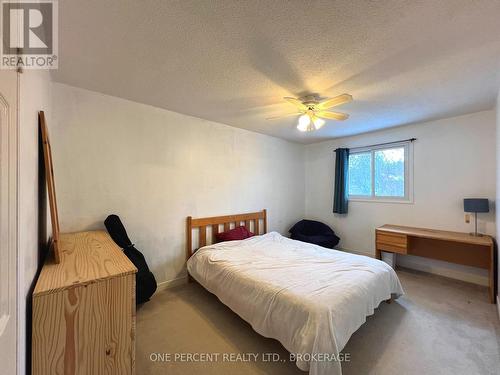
[[268, 93, 353, 132]]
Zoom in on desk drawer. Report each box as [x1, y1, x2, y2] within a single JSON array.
[[376, 231, 408, 254]]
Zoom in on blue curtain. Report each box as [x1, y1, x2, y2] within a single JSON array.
[[333, 148, 349, 214]]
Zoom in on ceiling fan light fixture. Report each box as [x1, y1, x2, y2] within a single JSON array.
[[297, 114, 310, 132], [279, 93, 352, 132], [313, 117, 325, 129]]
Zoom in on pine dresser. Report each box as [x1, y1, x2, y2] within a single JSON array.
[[32, 230, 137, 374]]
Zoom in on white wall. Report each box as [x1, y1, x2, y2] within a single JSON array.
[[18, 70, 51, 375], [50, 83, 305, 285], [48, 83, 496, 288], [305, 110, 496, 285], [496, 90, 500, 302]]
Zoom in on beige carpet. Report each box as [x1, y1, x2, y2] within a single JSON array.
[[136, 268, 500, 374]]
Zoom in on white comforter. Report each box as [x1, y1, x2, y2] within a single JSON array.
[[187, 232, 404, 375]]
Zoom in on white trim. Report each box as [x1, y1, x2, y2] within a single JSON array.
[[0, 71, 19, 375], [0, 315, 8, 337], [348, 141, 414, 203], [349, 198, 414, 204], [497, 296, 500, 321], [14, 71, 20, 375], [340, 248, 489, 287], [0, 93, 13, 337], [154, 275, 188, 294], [396, 254, 488, 286], [337, 247, 374, 257]]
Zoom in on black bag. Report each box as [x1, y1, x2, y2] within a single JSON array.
[[104, 214, 157, 304]]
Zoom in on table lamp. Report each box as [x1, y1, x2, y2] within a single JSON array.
[[463, 198, 489, 237]]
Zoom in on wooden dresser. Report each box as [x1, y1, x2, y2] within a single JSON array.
[[376, 224, 495, 303], [32, 231, 137, 375]]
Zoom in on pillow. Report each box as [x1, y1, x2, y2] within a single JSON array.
[[215, 226, 254, 242]]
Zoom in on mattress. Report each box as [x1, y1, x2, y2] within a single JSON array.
[[187, 232, 404, 375]]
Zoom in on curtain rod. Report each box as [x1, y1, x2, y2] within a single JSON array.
[[334, 138, 416, 152]]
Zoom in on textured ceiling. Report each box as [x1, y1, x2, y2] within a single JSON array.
[[53, 0, 500, 143]]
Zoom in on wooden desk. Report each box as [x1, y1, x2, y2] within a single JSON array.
[[375, 225, 496, 303]]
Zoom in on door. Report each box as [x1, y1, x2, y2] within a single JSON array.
[[0, 69, 19, 375]]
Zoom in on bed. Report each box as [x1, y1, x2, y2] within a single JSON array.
[[186, 210, 404, 375]]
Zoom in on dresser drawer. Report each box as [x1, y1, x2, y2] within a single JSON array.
[[376, 231, 408, 254]]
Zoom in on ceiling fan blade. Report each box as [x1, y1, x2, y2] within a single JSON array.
[[284, 97, 307, 110], [317, 111, 349, 121], [266, 112, 301, 120], [316, 94, 353, 110]]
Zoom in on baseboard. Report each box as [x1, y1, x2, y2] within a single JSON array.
[[337, 247, 374, 258], [155, 275, 188, 293], [497, 296, 500, 321], [340, 248, 488, 286], [396, 254, 488, 286]]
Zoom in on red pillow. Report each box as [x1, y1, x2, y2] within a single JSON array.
[[215, 226, 254, 242]]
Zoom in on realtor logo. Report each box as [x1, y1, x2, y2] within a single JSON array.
[[1, 0, 58, 69]]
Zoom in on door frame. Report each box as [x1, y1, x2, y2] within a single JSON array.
[[0, 71, 19, 375]]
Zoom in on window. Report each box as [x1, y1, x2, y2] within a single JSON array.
[[348, 141, 412, 202]]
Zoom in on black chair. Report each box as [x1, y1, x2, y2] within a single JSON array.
[[289, 220, 340, 249]]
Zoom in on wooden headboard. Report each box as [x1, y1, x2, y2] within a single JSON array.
[[186, 209, 267, 260]]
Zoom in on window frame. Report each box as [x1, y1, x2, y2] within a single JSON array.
[[348, 141, 414, 204]]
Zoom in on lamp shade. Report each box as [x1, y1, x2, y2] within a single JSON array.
[[463, 198, 489, 213]]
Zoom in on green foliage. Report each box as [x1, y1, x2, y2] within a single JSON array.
[[348, 152, 371, 196], [374, 149, 404, 197], [348, 147, 405, 198]]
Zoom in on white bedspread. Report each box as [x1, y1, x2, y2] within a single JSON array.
[[187, 232, 404, 375]]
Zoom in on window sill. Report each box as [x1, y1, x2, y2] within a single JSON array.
[[349, 197, 414, 204]]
